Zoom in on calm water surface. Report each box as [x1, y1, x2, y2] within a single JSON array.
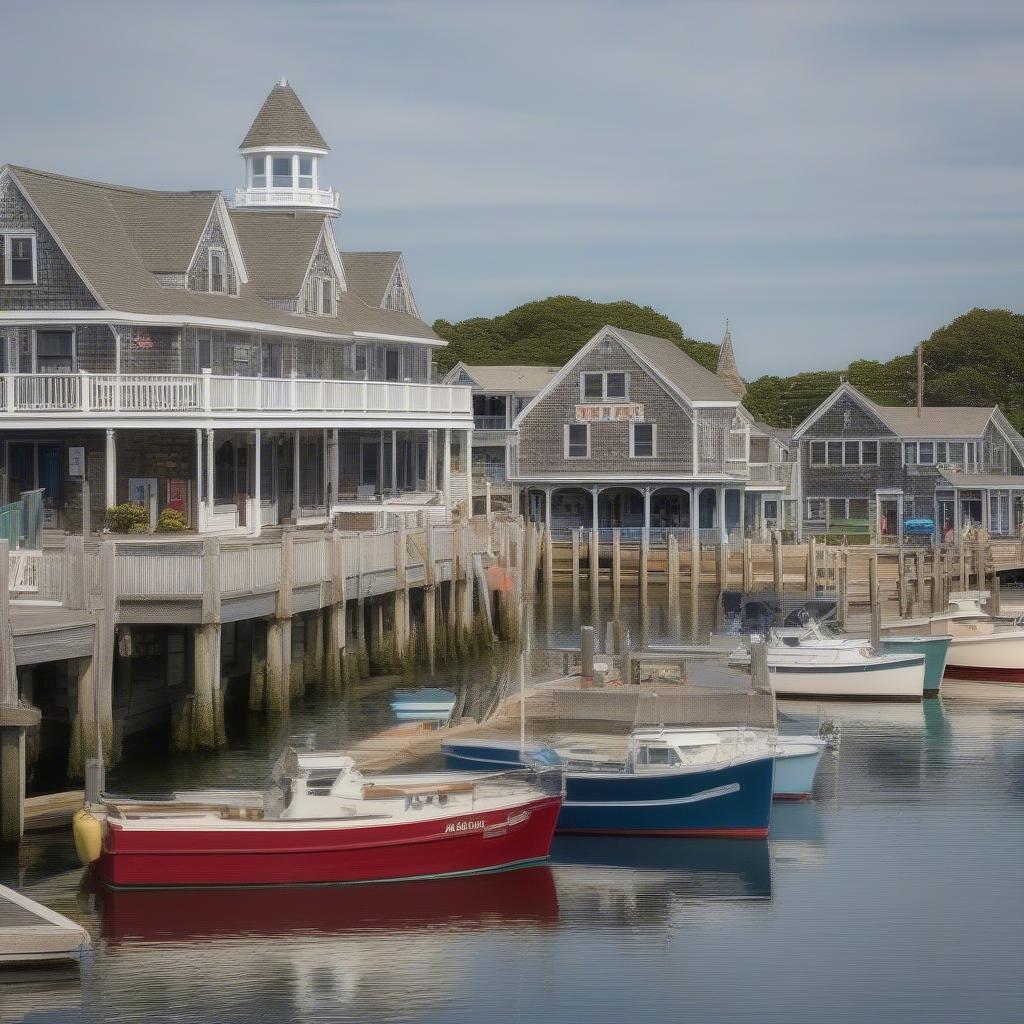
[[2, 590, 1024, 1023]]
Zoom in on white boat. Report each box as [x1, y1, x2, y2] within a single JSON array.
[[884, 594, 1024, 684], [389, 688, 457, 723], [773, 734, 827, 799], [764, 645, 926, 701]]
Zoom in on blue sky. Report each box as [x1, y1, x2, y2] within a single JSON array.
[[3, 0, 1022, 376]]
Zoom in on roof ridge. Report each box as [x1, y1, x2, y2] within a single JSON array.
[[9, 164, 220, 199]]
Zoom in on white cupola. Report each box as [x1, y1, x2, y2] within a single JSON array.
[[234, 78, 339, 214]]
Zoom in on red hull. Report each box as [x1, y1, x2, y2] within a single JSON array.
[[556, 826, 769, 839], [95, 795, 562, 888], [944, 665, 1024, 683]]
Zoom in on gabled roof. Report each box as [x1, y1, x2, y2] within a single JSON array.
[[340, 252, 401, 306], [791, 381, 999, 441], [444, 363, 559, 393], [514, 325, 740, 429], [612, 327, 742, 403], [3, 165, 439, 342], [230, 210, 327, 300], [240, 80, 329, 151]]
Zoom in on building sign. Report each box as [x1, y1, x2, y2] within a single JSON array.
[[68, 446, 86, 479], [574, 403, 644, 422]]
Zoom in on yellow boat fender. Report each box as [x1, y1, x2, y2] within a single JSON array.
[[72, 807, 103, 867]]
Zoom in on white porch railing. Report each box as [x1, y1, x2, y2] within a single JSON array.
[[0, 372, 472, 418], [233, 186, 340, 211]]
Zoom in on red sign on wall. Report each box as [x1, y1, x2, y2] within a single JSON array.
[[167, 479, 189, 516]]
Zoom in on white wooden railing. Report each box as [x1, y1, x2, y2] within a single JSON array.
[[234, 186, 340, 211], [0, 372, 472, 418]]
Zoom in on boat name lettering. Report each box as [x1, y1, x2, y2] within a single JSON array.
[[445, 819, 487, 833]]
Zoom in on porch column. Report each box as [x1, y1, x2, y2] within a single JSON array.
[[205, 428, 214, 528], [720, 486, 728, 544], [463, 429, 473, 511], [591, 486, 600, 530], [443, 428, 452, 507], [391, 429, 398, 494], [738, 489, 745, 539], [544, 487, 553, 525], [251, 428, 262, 537], [328, 428, 339, 508], [194, 429, 203, 530], [292, 429, 301, 520], [427, 431, 436, 492], [104, 428, 117, 509], [643, 486, 651, 529]]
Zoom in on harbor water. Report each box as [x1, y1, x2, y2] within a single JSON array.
[[2, 589, 1024, 1023]]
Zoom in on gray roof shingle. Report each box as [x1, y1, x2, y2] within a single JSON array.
[[612, 327, 741, 403], [229, 209, 326, 300], [865, 401, 995, 438], [340, 252, 400, 306], [6, 165, 439, 342], [240, 82, 329, 151], [451, 364, 559, 393]]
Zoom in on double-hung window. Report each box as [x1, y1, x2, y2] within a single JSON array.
[[2, 232, 36, 284], [565, 423, 590, 459], [861, 441, 878, 464], [321, 278, 334, 316], [631, 422, 655, 457], [208, 248, 226, 293], [298, 157, 314, 189], [580, 371, 627, 402], [918, 442, 935, 465], [809, 441, 827, 466], [807, 498, 827, 521]]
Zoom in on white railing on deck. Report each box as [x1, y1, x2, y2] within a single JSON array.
[[117, 550, 202, 597], [1, 372, 471, 419]]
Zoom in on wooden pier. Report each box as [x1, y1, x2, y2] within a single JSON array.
[[0, 515, 524, 842]]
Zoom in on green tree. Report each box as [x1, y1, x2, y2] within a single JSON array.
[[433, 295, 716, 374]]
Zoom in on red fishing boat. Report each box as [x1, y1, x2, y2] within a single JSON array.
[[73, 750, 563, 888]]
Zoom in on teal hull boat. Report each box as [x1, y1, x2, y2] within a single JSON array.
[[879, 636, 951, 696]]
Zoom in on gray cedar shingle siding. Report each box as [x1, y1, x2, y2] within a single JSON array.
[[0, 175, 99, 310], [186, 209, 239, 295], [517, 337, 694, 476]]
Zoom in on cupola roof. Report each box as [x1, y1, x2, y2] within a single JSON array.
[[240, 79, 329, 152]]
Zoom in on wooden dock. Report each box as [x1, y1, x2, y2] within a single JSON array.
[[0, 884, 90, 966]]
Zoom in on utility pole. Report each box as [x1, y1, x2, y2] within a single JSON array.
[[916, 342, 924, 417]]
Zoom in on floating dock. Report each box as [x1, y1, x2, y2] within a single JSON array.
[[0, 885, 90, 966]]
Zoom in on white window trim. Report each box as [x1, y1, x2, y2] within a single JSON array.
[[808, 438, 880, 466], [31, 327, 76, 373], [564, 422, 590, 459], [630, 422, 656, 458], [249, 155, 267, 189], [208, 246, 227, 294], [2, 230, 38, 286], [579, 370, 628, 403]]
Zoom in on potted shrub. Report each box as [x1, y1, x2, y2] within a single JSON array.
[[104, 502, 149, 534]]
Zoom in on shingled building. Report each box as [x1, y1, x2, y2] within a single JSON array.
[[0, 80, 472, 534]]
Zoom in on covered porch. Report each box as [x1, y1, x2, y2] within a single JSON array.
[[519, 481, 762, 542]]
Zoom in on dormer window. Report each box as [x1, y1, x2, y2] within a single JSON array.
[[209, 247, 226, 293], [2, 231, 36, 285], [304, 275, 335, 316], [250, 156, 267, 188]]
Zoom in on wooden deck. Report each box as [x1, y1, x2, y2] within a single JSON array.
[[0, 884, 90, 965]]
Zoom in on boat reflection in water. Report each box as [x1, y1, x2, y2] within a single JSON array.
[[768, 800, 827, 870], [550, 835, 772, 913], [97, 864, 559, 945]]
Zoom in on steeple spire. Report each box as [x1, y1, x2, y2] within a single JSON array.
[[716, 319, 747, 399]]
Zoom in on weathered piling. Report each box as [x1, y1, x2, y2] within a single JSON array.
[[589, 527, 600, 622], [806, 536, 816, 592], [868, 553, 881, 650], [742, 538, 753, 593], [639, 528, 649, 610], [249, 619, 267, 710], [772, 531, 784, 595], [716, 541, 728, 591]]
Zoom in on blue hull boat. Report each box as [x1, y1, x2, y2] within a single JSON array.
[[442, 736, 774, 837]]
